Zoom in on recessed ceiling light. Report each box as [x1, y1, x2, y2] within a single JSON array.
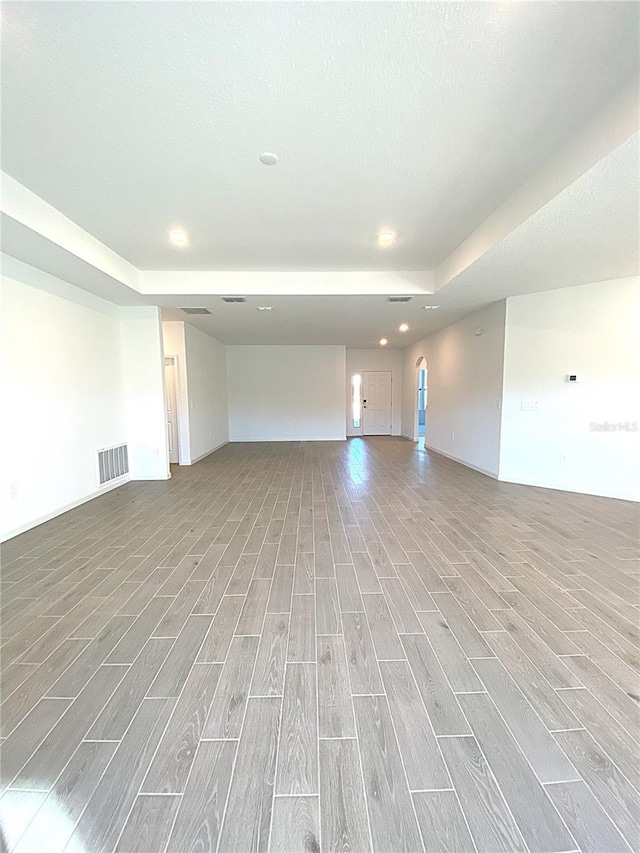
[[167, 226, 189, 247], [259, 152, 279, 166], [377, 229, 396, 248], [257, 306, 273, 311], [422, 305, 440, 310], [399, 323, 409, 333], [379, 338, 388, 346]]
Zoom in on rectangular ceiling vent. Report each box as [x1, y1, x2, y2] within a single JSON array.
[[98, 444, 129, 486], [221, 296, 247, 303], [180, 307, 211, 315], [387, 296, 413, 303]]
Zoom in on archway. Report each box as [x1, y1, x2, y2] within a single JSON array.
[[414, 357, 428, 445]]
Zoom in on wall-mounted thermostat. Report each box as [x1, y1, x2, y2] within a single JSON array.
[[566, 373, 580, 383]]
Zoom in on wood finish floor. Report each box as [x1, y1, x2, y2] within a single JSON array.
[[1, 437, 639, 853]]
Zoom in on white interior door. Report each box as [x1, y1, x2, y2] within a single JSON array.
[[164, 357, 179, 463], [363, 371, 392, 435]]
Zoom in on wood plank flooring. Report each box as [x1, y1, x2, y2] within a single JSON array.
[[1, 437, 639, 852]]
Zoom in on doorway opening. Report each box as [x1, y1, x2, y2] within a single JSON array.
[[415, 357, 427, 447], [164, 356, 180, 464]]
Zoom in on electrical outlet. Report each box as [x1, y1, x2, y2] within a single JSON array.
[[9, 481, 18, 499], [560, 453, 568, 463], [450, 432, 455, 441], [154, 447, 160, 457]]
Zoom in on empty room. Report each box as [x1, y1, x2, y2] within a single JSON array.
[[1, 2, 639, 852]]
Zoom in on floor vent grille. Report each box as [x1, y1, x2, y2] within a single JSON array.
[[98, 444, 129, 485], [387, 296, 413, 303]]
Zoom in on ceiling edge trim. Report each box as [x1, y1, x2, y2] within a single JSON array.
[[0, 171, 141, 292], [138, 269, 435, 296]]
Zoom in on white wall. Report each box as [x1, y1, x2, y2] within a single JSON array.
[[500, 277, 640, 501], [1, 260, 127, 540], [120, 306, 170, 481], [162, 321, 229, 464], [1, 259, 172, 541], [185, 323, 228, 460], [402, 302, 506, 477], [227, 346, 346, 441], [346, 349, 403, 436], [162, 321, 190, 464]]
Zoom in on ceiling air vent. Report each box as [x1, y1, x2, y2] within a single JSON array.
[[387, 296, 413, 303], [180, 307, 211, 315], [221, 297, 247, 303]]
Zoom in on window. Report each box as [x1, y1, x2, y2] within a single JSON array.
[[352, 373, 362, 429]]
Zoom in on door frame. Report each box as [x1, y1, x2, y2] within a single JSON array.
[[163, 355, 181, 464]]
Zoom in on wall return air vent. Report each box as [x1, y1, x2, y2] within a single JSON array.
[[387, 296, 413, 303], [221, 297, 247, 303], [98, 444, 129, 485], [180, 307, 211, 315]]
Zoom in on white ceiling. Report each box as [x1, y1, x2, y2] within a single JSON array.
[[2, 1, 638, 271], [441, 133, 640, 309], [160, 130, 640, 346]]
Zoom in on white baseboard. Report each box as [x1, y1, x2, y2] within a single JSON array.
[[1, 476, 132, 542], [186, 440, 230, 465], [401, 434, 418, 442], [133, 473, 171, 481], [228, 436, 347, 443], [348, 432, 403, 439], [423, 444, 499, 480]]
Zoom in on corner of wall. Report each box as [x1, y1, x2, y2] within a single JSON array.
[[120, 306, 170, 479], [497, 278, 640, 500], [496, 297, 509, 482]]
